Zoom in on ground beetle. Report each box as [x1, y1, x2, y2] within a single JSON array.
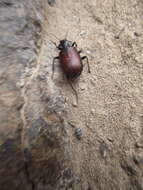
[[52, 39, 90, 103]]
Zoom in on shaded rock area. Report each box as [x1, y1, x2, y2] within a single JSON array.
[[0, 0, 143, 190], [0, 0, 71, 189]]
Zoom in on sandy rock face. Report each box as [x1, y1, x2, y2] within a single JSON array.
[[0, 0, 143, 189]]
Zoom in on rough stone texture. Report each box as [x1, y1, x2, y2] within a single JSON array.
[[0, 0, 143, 189]]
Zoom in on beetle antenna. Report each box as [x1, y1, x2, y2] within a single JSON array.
[[68, 80, 78, 104], [50, 40, 58, 48], [48, 33, 60, 41]]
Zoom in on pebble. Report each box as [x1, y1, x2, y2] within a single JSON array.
[[79, 31, 87, 37], [37, 74, 46, 81], [74, 128, 82, 140], [107, 137, 114, 142], [72, 99, 78, 107], [86, 50, 92, 55], [16, 81, 25, 88], [100, 142, 108, 159], [135, 142, 143, 149], [91, 109, 95, 115], [134, 32, 140, 37], [80, 83, 86, 90], [47, 0, 55, 6]]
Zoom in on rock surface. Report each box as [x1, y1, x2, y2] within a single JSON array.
[[0, 0, 143, 189]]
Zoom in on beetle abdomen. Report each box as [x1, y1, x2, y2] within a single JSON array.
[[59, 47, 83, 79], [65, 65, 82, 78]]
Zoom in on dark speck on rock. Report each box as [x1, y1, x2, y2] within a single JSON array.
[[133, 155, 143, 165], [0, 1, 13, 7], [23, 148, 32, 162], [120, 161, 137, 176], [47, 0, 55, 6], [100, 142, 108, 159], [134, 32, 140, 37], [63, 168, 73, 179]]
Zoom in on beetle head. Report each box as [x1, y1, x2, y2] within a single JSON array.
[[58, 39, 72, 50]]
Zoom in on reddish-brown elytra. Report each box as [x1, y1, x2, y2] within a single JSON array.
[[52, 38, 90, 104]]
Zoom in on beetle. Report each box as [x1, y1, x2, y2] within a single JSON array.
[[52, 39, 90, 103]]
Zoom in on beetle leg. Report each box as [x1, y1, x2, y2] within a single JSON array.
[[81, 56, 91, 73], [50, 40, 58, 48], [68, 80, 78, 104], [78, 50, 82, 54], [72, 42, 77, 47], [52, 56, 59, 79]]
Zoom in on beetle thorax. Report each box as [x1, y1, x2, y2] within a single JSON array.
[[58, 39, 72, 50]]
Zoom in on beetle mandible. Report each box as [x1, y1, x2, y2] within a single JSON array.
[[52, 39, 90, 103]]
